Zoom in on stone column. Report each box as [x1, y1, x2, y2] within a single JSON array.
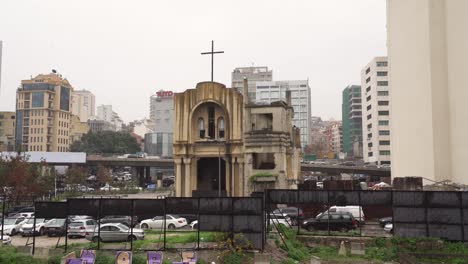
[[174, 159, 183, 197], [184, 158, 192, 197], [238, 158, 245, 196], [231, 158, 236, 196], [225, 158, 231, 196]]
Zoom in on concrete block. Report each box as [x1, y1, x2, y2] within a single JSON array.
[[254, 253, 270, 264], [350, 242, 365, 255], [310, 255, 322, 264], [16, 246, 32, 255], [338, 241, 347, 256], [34, 247, 50, 258]]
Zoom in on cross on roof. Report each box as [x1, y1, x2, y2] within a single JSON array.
[[201, 40, 224, 83]]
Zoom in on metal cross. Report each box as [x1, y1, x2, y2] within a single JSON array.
[[201, 40, 224, 82]]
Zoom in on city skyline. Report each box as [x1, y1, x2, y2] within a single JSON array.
[[0, 0, 386, 122]]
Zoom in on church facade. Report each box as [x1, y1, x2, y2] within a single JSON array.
[[173, 81, 301, 197]]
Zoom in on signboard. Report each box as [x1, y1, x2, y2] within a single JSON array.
[[156, 91, 173, 98]]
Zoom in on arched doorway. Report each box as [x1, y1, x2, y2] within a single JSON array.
[[197, 158, 226, 195]]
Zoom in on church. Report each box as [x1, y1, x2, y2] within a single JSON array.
[[173, 80, 301, 197]]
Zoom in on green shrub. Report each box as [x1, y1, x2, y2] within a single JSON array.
[[365, 246, 397, 261], [222, 253, 243, 264], [47, 256, 61, 264]]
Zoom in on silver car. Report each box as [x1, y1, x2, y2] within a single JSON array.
[[86, 223, 144, 242], [68, 219, 97, 238]]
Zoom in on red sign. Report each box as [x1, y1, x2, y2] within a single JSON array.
[[156, 91, 173, 98]]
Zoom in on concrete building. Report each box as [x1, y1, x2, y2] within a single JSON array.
[[387, 0, 468, 184], [144, 132, 173, 158], [88, 118, 116, 132], [97, 105, 122, 131], [173, 81, 300, 197], [231, 66, 272, 100], [149, 90, 174, 133], [72, 90, 95, 122], [255, 80, 311, 148], [0, 111, 15, 151], [130, 118, 154, 138], [70, 115, 90, 143], [330, 122, 343, 156], [361, 57, 390, 165], [15, 72, 73, 152], [342, 85, 363, 157]]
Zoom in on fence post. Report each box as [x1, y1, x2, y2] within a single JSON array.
[[197, 198, 200, 250], [32, 209, 37, 255], [130, 199, 134, 251], [65, 199, 69, 253], [459, 192, 465, 242], [391, 190, 395, 237], [327, 190, 331, 236], [358, 190, 362, 237], [297, 190, 300, 235], [1, 194, 5, 241], [163, 198, 166, 250], [424, 191, 429, 238], [231, 197, 234, 242], [98, 198, 102, 250]]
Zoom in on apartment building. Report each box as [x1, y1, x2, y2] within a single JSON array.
[[15, 72, 73, 152], [0, 111, 15, 151], [342, 85, 363, 157], [71, 89, 95, 122], [97, 105, 123, 131], [231, 66, 272, 100], [361, 57, 390, 165]]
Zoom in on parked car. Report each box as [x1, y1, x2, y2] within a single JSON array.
[[86, 223, 144, 242], [100, 215, 138, 227], [68, 215, 93, 223], [68, 219, 97, 238], [379, 216, 393, 227], [384, 223, 393, 233], [271, 207, 304, 225], [302, 212, 358, 232], [0, 217, 27, 235], [162, 177, 175, 187], [18, 212, 35, 219], [139, 215, 187, 230], [1, 235, 11, 245], [20, 218, 50, 236], [8, 207, 34, 217], [341, 161, 356, 167], [44, 218, 67, 237], [190, 220, 198, 230], [100, 184, 120, 191], [319, 206, 365, 224]]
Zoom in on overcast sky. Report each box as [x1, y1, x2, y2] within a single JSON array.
[[0, 0, 386, 122]]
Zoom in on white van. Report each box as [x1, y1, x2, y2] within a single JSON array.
[[319, 206, 365, 224]]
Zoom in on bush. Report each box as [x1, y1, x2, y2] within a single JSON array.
[[222, 253, 244, 264], [47, 256, 61, 264]]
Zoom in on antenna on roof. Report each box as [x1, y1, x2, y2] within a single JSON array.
[[52, 69, 57, 73]]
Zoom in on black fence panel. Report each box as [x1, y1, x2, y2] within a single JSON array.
[[329, 191, 359, 206], [394, 223, 427, 237], [68, 199, 100, 218], [426, 192, 460, 208], [428, 224, 462, 241], [199, 198, 232, 215], [267, 190, 298, 205], [393, 207, 426, 223], [133, 199, 165, 220], [101, 199, 133, 217], [360, 191, 392, 206], [35, 202, 67, 219], [427, 208, 461, 225], [298, 190, 328, 204], [165, 198, 198, 215], [393, 191, 425, 207]]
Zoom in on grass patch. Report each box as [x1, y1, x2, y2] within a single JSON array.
[[249, 172, 275, 182]]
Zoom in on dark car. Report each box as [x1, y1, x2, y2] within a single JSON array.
[[301, 212, 358, 232], [272, 207, 304, 225], [379, 216, 393, 227], [44, 218, 67, 237], [162, 177, 175, 188], [100, 215, 138, 227]]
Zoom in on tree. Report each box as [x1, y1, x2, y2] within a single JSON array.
[[70, 131, 141, 154], [65, 165, 87, 189], [96, 164, 111, 186]]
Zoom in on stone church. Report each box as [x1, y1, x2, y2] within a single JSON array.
[[173, 81, 301, 197]]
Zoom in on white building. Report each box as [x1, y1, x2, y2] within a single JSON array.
[[255, 80, 311, 148], [149, 90, 174, 133], [361, 57, 390, 165], [97, 105, 122, 131], [387, 0, 468, 184], [72, 89, 95, 122], [231, 66, 272, 100], [132, 118, 154, 138], [330, 122, 343, 155]]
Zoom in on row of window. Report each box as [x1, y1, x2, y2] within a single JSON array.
[[59, 129, 69, 136], [368, 150, 391, 157], [30, 127, 44, 134], [198, 117, 225, 139], [59, 120, 69, 128], [58, 138, 69, 144], [30, 136, 43, 143]]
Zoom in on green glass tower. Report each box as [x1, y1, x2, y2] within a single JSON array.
[[342, 85, 362, 156]]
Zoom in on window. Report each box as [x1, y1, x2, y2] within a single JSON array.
[[366, 86, 371, 93], [365, 67, 370, 74], [378, 111, 389, 116], [367, 114, 372, 120], [379, 140, 390, 145], [367, 124, 372, 129], [380, 150, 391, 155], [378, 101, 389, 106], [378, 120, 389, 126], [32, 92, 44, 108], [198, 118, 205, 138], [208, 106, 215, 138], [377, 81, 388, 86], [377, 71, 388, 76], [366, 95, 371, 102], [378, 91, 389, 96], [218, 117, 225, 139], [379, 130, 390, 136], [368, 152, 373, 157], [368, 133, 372, 138], [252, 153, 276, 169], [367, 105, 371, 111], [368, 142, 373, 147], [366, 77, 371, 83], [377, 61, 388, 67]]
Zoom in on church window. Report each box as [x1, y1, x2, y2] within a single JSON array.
[[198, 118, 205, 138], [208, 106, 215, 138], [218, 117, 225, 139]]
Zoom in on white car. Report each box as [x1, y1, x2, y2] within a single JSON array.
[[190, 220, 198, 230], [2, 235, 11, 245], [100, 184, 120, 191], [20, 218, 50, 236], [139, 215, 187, 230], [68, 219, 97, 238], [0, 217, 27, 235], [384, 223, 393, 233], [268, 214, 292, 227]]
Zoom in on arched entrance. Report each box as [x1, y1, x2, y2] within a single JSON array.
[[197, 158, 226, 194]]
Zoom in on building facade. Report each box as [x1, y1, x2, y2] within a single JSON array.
[[231, 66, 272, 100], [15, 73, 73, 152], [97, 105, 122, 131], [72, 89, 95, 122], [361, 57, 390, 165], [255, 80, 311, 148], [88, 119, 116, 132], [149, 90, 174, 133], [70, 115, 90, 143], [387, 0, 468, 184], [144, 132, 173, 157], [0, 111, 15, 151], [330, 122, 343, 156], [342, 85, 363, 157]]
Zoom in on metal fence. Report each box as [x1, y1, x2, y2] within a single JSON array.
[[27, 196, 264, 254], [266, 189, 468, 242]]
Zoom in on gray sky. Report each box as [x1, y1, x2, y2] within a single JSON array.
[[0, 0, 386, 122]]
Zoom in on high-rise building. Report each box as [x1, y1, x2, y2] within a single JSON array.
[[255, 80, 311, 148], [147, 90, 174, 157], [361, 57, 390, 165], [15, 72, 73, 152], [70, 115, 89, 143], [341, 85, 362, 157], [97, 105, 122, 131], [72, 89, 95, 122], [0, 111, 15, 151], [387, 0, 468, 184], [231, 67, 272, 100], [329, 121, 343, 156]]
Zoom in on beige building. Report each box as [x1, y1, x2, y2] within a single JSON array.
[[70, 115, 90, 144], [72, 89, 95, 122], [387, 0, 468, 183], [16, 72, 73, 152], [0, 111, 15, 151], [173, 81, 301, 197]]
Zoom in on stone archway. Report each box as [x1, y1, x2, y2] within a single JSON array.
[[196, 158, 226, 194]]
